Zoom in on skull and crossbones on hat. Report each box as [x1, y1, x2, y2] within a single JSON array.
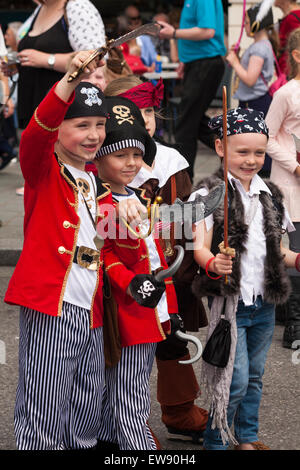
[[95, 96, 157, 167]]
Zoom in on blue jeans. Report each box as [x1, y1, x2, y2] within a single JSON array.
[[203, 296, 275, 450]]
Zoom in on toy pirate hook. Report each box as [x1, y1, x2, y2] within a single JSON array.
[[129, 245, 203, 365]]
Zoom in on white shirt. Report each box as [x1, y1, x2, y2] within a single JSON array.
[[63, 165, 98, 310], [113, 188, 170, 324], [130, 141, 189, 188], [189, 172, 295, 306]]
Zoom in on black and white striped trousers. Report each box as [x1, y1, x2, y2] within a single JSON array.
[[15, 302, 105, 450], [98, 342, 157, 450]]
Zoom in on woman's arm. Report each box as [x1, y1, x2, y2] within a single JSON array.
[[158, 20, 215, 41], [265, 93, 300, 174], [17, 0, 107, 73], [18, 49, 74, 73]]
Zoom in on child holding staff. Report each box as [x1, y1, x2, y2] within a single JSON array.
[[191, 107, 299, 450]]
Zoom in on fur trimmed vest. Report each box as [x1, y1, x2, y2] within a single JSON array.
[[192, 168, 291, 305]]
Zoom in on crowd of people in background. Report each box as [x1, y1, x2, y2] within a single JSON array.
[[0, 0, 300, 452]]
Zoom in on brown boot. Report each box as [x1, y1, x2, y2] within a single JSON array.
[[156, 355, 208, 444], [234, 441, 270, 450]]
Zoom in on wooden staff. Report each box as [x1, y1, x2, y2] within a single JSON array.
[[222, 86, 229, 284]]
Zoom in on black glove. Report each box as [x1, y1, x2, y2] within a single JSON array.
[[170, 314, 186, 338], [129, 274, 166, 308]]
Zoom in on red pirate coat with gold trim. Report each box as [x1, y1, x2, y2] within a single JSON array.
[[102, 188, 178, 347], [4, 84, 112, 328]]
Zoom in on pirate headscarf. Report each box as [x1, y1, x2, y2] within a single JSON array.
[[64, 82, 108, 120], [95, 96, 157, 166], [208, 107, 269, 139], [118, 78, 164, 109]]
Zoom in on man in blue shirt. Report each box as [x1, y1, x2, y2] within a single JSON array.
[[159, 0, 226, 179]]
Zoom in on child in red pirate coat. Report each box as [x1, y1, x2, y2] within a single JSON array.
[[103, 76, 208, 444], [4, 51, 115, 450], [94, 95, 180, 450]]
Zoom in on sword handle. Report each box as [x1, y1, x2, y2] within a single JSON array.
[[147, 196, 163, 218], [121, 195, 162, 239], [67, 44, 111, 82]]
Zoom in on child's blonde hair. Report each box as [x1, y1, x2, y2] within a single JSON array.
[[104, 75, 166, 121], [287, 27, 300, 79], [104, 75, 143, 96]]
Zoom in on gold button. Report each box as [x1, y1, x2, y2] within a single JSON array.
[[63, 220, 71, 228], [58, 246, 66, 254]]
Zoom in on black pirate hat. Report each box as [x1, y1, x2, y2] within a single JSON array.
[[95, 96, 156, 167], [64, 82, 108, 120], [248, 1, 274, 35]]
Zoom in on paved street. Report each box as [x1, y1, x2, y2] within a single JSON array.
[[0, 142, 299, 451]]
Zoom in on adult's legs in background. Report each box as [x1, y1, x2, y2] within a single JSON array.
[[174, 56, 225, 181]]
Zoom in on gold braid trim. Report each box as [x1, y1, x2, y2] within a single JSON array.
[[34, 108, 60, 132], [105, 262, 123, 271]]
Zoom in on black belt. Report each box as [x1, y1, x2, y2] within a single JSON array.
[[73, 245, 100, 271]]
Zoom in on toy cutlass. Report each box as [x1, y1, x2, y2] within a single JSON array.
[[67, 22, 162, 82]]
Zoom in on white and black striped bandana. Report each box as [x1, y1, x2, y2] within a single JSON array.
[[97, 139, 145, 157], [95, 96, 156, 166]]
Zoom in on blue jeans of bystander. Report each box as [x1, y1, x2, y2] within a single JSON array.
[[203, 296, 275, 450]]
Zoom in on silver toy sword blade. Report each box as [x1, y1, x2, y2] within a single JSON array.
[[68, 22, 162, 82], [157, 183, 225, 224], [111, 22, 162, 48]]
